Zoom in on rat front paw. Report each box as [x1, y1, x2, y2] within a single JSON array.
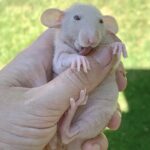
[[71, 55, 90, 73], [110, 42, 127, 59]]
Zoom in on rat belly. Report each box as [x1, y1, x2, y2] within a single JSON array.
[[71, 73, 118, 139]]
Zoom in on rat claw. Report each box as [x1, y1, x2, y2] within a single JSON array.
[[81, 57, 88, 73], [81, 95, 88, 105], [69, 98, 77, 113], [112, 45, 118, 55], [85, 58, 91, 70], [84, 57, 91, 72], [70, 98, 76, 108], [117, 46, 122, 59], [77, 89, 88, 106], [122, 44, 128, 58], [71, 60, 76, 70], [77, 58, 81, 72]]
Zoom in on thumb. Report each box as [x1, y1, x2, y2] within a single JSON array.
[[25, 57, 114, 124]]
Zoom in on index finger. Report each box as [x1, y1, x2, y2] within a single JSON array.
[[0, 29, 56, 87]]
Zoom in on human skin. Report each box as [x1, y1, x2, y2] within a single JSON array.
[[0, 28, 126, 150]]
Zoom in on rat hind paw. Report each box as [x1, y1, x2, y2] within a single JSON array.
[[60, 89, 88, 144]]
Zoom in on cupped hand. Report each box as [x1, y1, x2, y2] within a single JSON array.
[[0, 29, 126, 150]]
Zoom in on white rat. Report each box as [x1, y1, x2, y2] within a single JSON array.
[[41, 4, 127, 150]]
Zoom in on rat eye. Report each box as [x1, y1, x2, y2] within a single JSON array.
[[99, 19, 103, 24], [74, 15, 81, 21]]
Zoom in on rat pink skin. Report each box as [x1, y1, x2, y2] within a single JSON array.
[[47, 4, 128, 150], [51, 41, 126, 150], [58, 44, 120, 150], [52, 31, 91, 75]]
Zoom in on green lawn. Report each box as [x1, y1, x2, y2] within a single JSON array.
[[0, 0, 150, 149]]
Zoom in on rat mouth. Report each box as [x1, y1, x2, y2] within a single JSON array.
[[74, 41, 98, 56], [79, 46, 93, 56]]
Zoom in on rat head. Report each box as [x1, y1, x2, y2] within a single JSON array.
[[41, 4, 118, 55]]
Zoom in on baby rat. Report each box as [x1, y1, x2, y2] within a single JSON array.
[[41, 3, 127, 150]]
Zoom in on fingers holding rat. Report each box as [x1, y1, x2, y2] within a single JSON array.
[[116, 62, 127, 91], [107, 103, 122, 130], [82, 133, 108, 150], [82, 104, 121, 150]]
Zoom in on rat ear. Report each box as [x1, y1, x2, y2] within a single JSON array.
[[41, 8, 64, 28], [103, 15, 119, 34]]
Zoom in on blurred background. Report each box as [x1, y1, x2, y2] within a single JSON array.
[[0, 0, 149, 149]]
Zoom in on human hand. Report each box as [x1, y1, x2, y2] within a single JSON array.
[[0, 29, 119, 150], [82, 63, 127, 150], [82, 105, 122, 150]]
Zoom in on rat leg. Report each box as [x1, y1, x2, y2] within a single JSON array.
[[60, 89, 88, 144], [71, 55, 90, 73]]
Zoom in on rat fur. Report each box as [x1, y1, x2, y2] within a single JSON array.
[[41, 4, 127, 150]]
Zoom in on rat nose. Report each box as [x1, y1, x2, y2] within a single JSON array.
[[79, 29, 99, 47], [87, 36, 97, 46], [88, 38, 95, 45]]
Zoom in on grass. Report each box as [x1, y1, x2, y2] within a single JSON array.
[[0, 0, 150, 149], [106, 69, 150, 150]]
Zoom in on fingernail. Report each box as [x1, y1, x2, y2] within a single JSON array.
[[118, 111, 122, 118], [92, 144, 100, 150]]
